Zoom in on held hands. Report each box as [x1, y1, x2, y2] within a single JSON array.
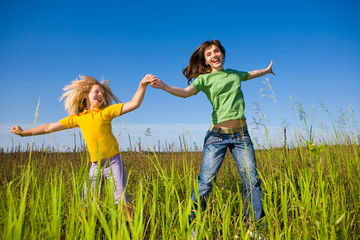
[[142, 73, 164, 89], [10, 125, 24, 136], [141, 74, 157, 86]]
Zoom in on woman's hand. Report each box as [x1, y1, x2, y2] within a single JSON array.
[[150, 78, 165, 89], [266, 61, 275, 75]]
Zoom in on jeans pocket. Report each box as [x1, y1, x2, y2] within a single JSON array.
[[204, 131, 222, 146], [236, 131, 252, 144]]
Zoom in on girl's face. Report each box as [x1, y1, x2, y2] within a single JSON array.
[[204, 44, 224, 72], [86, 84, 105, 109]]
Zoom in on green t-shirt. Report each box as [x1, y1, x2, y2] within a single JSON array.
[[191, 69, 249, 124]]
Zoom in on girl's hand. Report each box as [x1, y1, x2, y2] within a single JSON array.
[[267, 61, 275, 75], [150, 78, 165, 89], [10, 125, 24, 136]]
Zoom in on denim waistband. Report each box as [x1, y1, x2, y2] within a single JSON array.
[[209, 125, 248, 134]]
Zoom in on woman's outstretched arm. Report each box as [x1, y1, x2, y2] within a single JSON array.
[[247, 61, 275, 80], [151, 79, 196, 98], [10, 122, 66, 137]]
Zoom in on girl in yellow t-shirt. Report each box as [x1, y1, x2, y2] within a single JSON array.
[[10, 74, 156, 216]]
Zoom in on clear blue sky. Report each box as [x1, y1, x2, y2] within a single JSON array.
[[1, 0, 359, 151]]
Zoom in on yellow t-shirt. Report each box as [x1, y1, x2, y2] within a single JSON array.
[[59, 103, 124, 162]]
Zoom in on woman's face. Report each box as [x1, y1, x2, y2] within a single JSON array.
[[204, 44, 224, 72]]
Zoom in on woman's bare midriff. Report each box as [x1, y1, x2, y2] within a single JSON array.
[[211, 119, 247, 129]]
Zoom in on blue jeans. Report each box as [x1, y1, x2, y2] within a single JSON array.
[[190, 129, 264, 223]]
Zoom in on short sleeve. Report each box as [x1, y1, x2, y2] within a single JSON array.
[[101, 103, 124, 120], [59, 115, 78, 129], [237, 70, 249, 81], [190, 76, 203, 94]]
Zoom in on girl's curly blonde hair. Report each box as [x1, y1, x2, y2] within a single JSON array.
[[60, 76, 120, 115]]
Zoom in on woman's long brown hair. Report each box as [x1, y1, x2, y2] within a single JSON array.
[[182, 40, 226, 85]]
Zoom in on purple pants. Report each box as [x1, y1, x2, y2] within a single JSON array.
[[84, 154, 130, 204]]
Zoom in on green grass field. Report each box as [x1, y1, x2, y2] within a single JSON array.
[[1, 135, 359, 239]]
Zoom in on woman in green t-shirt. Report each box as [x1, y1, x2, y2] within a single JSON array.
[[151, 40, 274, 233]]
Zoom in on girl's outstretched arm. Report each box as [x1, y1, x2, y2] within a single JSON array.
[[10, 122, 66, 137], [121, 74, 155, 115], [150, 79, 196, 98], [247, 61, 275, 80]]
